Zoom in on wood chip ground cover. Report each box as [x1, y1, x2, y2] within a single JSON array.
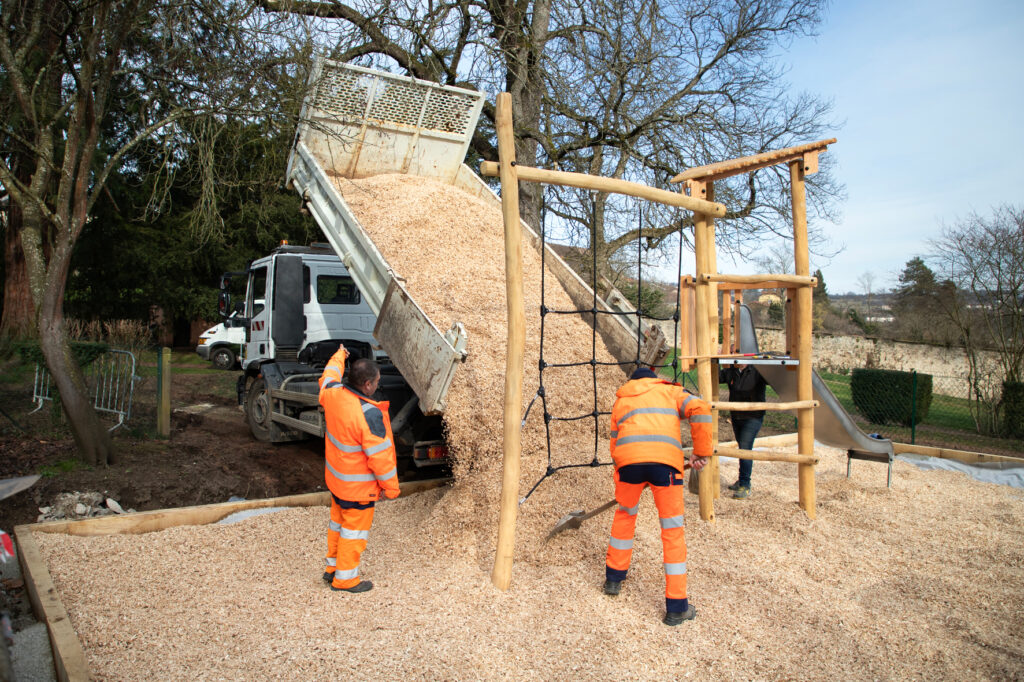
[[34, 175, 1024, 679]]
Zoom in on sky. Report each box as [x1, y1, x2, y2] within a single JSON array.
[[720, 0, 1024, 294]]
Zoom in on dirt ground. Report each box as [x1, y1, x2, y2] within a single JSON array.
[[0, 356, 327, 532]]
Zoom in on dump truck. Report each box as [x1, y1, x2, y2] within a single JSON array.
[[229, 59, 661, 470]]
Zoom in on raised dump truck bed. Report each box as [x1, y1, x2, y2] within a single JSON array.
[[286, 60, 653, 415]]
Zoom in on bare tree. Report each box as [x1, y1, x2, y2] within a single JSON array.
[[0, 0, 304, 464], [931, 205, 1024, 434], [256, 0, 840, 273], [538, 0, 841, 278], [856, 270, 875, 320]]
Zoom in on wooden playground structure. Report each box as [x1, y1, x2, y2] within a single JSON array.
[[483, 90, 837, 588]]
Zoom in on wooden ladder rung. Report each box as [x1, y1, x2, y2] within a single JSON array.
[[712, 400, 818, 411], [713, 446, 819, 465], [699, 273, 817, 286]]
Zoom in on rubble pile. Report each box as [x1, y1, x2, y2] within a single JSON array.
[[36, 492, 134, 523]]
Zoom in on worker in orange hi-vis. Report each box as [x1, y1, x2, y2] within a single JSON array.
[[604, 367, 712, 626], [318, 345, 400, 594]]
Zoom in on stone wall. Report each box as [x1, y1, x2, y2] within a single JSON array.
[[754, 328, 1005, 399]]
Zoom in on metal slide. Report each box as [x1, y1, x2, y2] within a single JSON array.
[[734, 305, 894, 480]]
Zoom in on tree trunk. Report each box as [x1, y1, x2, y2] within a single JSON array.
[[38, 309, 115, 465], [2, 168, 37, 339], [495, 0, 550, 232], [21, 202, 115, 465]]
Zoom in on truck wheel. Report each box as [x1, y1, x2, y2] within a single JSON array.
[[211, 346, 236, 371], [245, 377, 274, 442]]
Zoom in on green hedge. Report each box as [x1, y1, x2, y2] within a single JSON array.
[[1003, 381, 1024, 439], [851, 368, 932, 426], [17, 341, 110, 368]]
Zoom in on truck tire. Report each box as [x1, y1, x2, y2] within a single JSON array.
[[211, 346, 236, 371], [245, 377, 274, 442]]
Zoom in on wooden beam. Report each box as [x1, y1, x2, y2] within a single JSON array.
[[892, 442, 1024, 466], [479, 160, 726, 217], [25, 481, 451, 537], [700, 273, 816, 287], [712, 400, 818, 411], [791, 159, 816, 519], [678, 277, 696, 372], [682, 276, 807, 292], [670, 138, 837, 183], [693, 180, 718, 520], [13, 526, 90, 682], [492, 93, 524, 592], [713, 446, 819, 465]]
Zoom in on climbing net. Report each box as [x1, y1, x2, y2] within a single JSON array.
[[521, 201, 692, 502]]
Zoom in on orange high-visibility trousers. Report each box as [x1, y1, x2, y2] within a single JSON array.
[[605, 472, 688, 610], [325, 497, 376, 589]]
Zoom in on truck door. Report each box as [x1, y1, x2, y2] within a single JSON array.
[[305, 263, 378, 352], [243, 265, 270, 366]]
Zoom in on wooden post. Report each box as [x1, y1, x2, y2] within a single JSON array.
[[156, 347, 171, 438], [785, 288, 795, 356], [492, 92, 525, 590], [790, 159, 816, 519], [692, 181, 716, 521], [734, 291, 743, 349], [721, 290, 733, 354], [706, 183, 721, 499], [679, 278, 696, 372]]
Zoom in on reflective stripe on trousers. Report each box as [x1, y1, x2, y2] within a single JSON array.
[[605, 478, 688, 601], [325, 498, 376, 588]]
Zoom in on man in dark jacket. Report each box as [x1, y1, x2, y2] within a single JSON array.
[[719, 364, 767, 499]]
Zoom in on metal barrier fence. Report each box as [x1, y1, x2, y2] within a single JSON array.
[[30, 349, 137, 431]]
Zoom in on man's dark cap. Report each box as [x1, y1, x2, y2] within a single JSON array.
[[630, 367, 658, 380]]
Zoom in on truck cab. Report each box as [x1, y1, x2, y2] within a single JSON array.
[[224, 244, 445, 475], [196, 303, 261, 370], [240, 245, 380, 370]]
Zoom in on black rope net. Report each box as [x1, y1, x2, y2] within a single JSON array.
[[521, 198, 693, 503]]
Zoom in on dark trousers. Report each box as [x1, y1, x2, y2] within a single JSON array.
[[731, 417, 763, 486]]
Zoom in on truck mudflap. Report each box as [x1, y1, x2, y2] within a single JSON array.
[[375, 279, 467, 415]]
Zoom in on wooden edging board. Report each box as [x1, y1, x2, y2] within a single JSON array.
[[13, 479, 451, 682], [892, 442, 1024, 466]]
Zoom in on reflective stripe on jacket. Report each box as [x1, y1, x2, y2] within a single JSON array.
[[609, 377, 712, 470], [318, 348, 399, 502]]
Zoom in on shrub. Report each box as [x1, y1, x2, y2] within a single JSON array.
[[1003, 381, 1024, 439], [851, 368, 933, 426], [16, 341, 110, 368]]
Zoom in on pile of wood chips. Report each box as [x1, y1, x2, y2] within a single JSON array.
[[35, 174, 1024, 679]]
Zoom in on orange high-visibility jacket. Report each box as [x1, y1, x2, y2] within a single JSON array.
[[318, 348, 400, 502], [610, 377, 712, 471]]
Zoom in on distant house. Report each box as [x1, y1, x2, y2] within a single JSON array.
[[758, 293, 783, 306]]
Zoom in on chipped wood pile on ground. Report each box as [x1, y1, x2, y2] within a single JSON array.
[[35, 449, 1024, 680], [32, 174, 1024, 679]]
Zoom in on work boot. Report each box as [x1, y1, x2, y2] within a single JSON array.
[[603, 580, 622, 596], [331, 580, 373, 593], [733, 484, 751, 499], [662, 604, 697, 626], [322, 571, 334, 585]]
